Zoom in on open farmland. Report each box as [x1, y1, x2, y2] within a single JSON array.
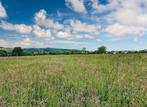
[[0, 54, 147, 107]]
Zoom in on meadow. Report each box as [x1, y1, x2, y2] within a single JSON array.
[[0, 54, 146, 107]]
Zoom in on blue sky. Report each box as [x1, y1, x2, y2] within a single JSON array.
[[0, 0, 147, 50]]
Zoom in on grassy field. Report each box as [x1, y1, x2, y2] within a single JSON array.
[[0, 54, 146, 107]]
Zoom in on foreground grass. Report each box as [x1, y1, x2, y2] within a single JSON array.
[[0, 54, 146, 107]]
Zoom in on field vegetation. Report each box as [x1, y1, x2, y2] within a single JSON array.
[[0, 54, 146, 107]]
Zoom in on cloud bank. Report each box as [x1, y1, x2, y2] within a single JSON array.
[[0, 0, 147, 48]]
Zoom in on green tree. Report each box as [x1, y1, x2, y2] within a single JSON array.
[[0, 50, 7, 56], [97, 46, 107, 54], [81, 47, 86, 54], [12, 47, 23, 56]]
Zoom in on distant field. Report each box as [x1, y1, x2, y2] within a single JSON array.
[[0, 54, 146, 107]]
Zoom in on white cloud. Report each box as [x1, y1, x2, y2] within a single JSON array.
[[50, 40, 89, 45], [96, 38, 103, 42], [34, 9, 47, 21], [0, 21, 32, 34], [65, 0, 87, 14], [110, 2, 147, 27], [74, 34, 96, 39], [0, 38, 43, 48], [56, 31, 71, 39], [14, 24, 32, 34], [0, 8, 101, 41], [0, 20, 54, 40], [0, 21, 13, 30], [90, 0, 119, 13], [32, 25, 54, 39], [98, 0, 147, 37], [0, 2, 7, 18], [35, 9, 64, 30], [54, 19, 100, 40], [20, 38, 34, 46], [69, 19, 98, 33], [0, 39, 9, 47], [83, 34, 95, 39], [0, 38, 89, 48], [105, 23, 147, 37], [34, 10, 100, 40], [0, 39, 20, 47]]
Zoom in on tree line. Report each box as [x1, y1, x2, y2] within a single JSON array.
[[0, 46, 147, 57]]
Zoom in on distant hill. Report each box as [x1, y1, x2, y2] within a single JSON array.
[[23, 48, 81, 54], [0, 47, 81, 55], [0, 47, 13, 53]]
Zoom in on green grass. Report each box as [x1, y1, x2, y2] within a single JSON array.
[[0, 54, 146, 107]]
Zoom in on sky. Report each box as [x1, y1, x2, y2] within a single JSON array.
[[0, 0, 147, 51]]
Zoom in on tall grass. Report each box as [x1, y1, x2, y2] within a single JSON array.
[[0, 54, 146, 107]]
